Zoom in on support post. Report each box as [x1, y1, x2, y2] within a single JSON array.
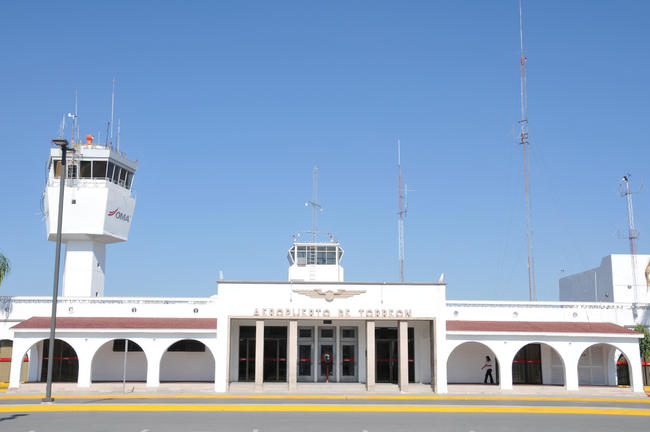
[[430, 319, 436, 392], [255, 320, 264, 392], [366, 321, 375, 391], [288, 321, 297, 391], [398, 321, 408, 392]]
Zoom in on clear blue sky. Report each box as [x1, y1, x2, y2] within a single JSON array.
[[1, 1, 648, 301]]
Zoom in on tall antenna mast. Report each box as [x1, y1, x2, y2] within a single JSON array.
[[110, 77, 115, 147], [519, 0, 536, 301], [306, 165, 322, 242], [117, 118, 121, 152], [620, 175, 640, 303], [397, 139, 407, 282]]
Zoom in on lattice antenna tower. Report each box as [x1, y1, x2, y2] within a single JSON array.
[[305, 165, 322, 242], [620, 175, 641, 303], [519, 0, 536, 301], [398, 139, 407, 282]]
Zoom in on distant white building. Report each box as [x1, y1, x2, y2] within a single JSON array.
[[0, 142, 648, 394], [560, 254, 650, 304]]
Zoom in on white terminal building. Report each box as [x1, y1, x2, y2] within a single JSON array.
[[0, 138, 649, 394]]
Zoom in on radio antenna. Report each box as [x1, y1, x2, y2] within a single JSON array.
[[397, 139, 407, 282], [305, 165, 322, 242], [110, 77, 115, 147], [519, 0, 536, 301], [620, 175, 641, 303]]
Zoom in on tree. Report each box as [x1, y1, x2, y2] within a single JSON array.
[[0, 252, 9, 287], [635, 325, 650, 361]]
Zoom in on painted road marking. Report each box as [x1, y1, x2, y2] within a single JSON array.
[[0, 394, 648, 403], [0, 404, 647, 416]]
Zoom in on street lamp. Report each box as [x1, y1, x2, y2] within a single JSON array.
[[43, 138, 73, 403]]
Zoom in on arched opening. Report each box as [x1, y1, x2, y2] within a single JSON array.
[[0, 340, 28, 383], [578, 343, 631, 387], [21, 339, 79, 383], [446, 342, 499, 385], [160, 339, 215, 382], [91, 339, 147, 383], [512, 343, 565, 386]]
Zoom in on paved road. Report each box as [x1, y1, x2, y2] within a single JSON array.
[[0, 395, 648, 432], [1, 411, 649, 432]]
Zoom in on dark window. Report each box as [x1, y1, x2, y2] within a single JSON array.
[[341, 328, 356, 339], [93, 161, 107, 179], [298, 328, 312, 338], [67, 164, 78, 179], [320, 328, 334, 339], [79, 161, 92, 178], [53, 160, 62, 178], [167, 340, 206, 352], [126, 171, 134, 189], [107, 162, 115, 180], [119, 167, 127, 185], [112, 166, 121, 184], [265, 326, 287, 338], [112, 339, 143, 352]]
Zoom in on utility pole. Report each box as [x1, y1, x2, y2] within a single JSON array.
[[519, 0, 536, 301], [43, 138, 73, 403]]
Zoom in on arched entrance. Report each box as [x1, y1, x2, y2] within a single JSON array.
[[21, 339, 79, 382], [578, 343, 631, 387], [446, 342, 499, 384], [512, 343, 565, 386], [160, 339, 215, 382], [91, 339, 147, 382], [0, 340, 28, 383]]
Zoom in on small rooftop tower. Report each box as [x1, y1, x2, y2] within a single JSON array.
[[287, 166, 344, 282], [43, 134, 137, 297]]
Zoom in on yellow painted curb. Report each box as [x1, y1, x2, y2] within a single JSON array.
[[0, 394, 648, 403], [0, 404, 648, 416]]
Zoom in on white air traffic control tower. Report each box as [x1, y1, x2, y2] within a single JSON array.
[[44, 135, 137, 297], [287, 234, 344, 282]]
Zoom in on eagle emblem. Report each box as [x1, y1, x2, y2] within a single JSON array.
[[293, 289, 366, 302]]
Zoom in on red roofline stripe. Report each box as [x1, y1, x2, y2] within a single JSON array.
[[12, 317, 217, 330], [446, 320, 638, 335]]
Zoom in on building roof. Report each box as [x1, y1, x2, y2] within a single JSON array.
[[446, 320, 639, 335], [12, 317, 217, 330]]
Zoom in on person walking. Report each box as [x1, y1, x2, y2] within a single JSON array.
[[482, 355, 494, 384]]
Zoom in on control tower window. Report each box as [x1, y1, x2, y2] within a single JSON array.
[[126, 171, 134, 189], [93, 161, 107, 179], [53, 160, 61, 178], [317, 249, 326, 265], [107, 162, 116, 181], [119, 166, 127, 186], [326, 247, 336, 265], [79, 161, 92, 178], [296, 246, 306, 265], [67, 164, 78, 179], [112, 166, 120, 184]]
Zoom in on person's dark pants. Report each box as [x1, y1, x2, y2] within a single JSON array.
[[484, 369, 494, 384]]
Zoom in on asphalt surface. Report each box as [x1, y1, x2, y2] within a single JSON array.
[[0, 395, 648, 432], [0, 411, 649, 432]]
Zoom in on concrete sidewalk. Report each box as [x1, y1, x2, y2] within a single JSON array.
[[2, 382, 648, 399]]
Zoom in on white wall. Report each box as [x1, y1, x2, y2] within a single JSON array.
[[92, 340, 147, 382], [447, 342, 497, 384], [160, 349, 215, 382]]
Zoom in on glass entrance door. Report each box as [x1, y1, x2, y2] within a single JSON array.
[[263, 327, 287, 382], [376, 328, 398, 383], [238, 326, 256, 382], [298, 327, 314, 382], [318, 327, 335, 382], [340, 327, 358, 382], [512, 343, 542, 384]]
